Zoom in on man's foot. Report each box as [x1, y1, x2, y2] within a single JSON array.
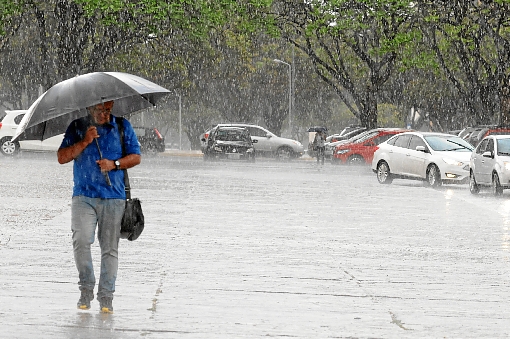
[[99, 297, 113, 313], [77, 290, 94, 310]]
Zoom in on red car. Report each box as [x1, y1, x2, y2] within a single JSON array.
[[332, 128, 409, 165], [473, 126, 510, 146]]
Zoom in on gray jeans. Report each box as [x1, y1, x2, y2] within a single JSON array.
[[71, 196, 125, 300]]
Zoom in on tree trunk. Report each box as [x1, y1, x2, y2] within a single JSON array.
[[360, 86, 378, 129], [500, 83, 510, 126]]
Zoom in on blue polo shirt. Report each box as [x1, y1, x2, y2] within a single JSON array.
[[59, 115, 141, 199]]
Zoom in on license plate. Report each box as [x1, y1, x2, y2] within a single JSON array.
[[228, 153, 240, 159]]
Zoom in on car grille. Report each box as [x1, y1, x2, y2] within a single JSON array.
[[218, 145, 247, 153]]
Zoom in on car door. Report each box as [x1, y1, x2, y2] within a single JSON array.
[[362, 133, 394, 164], [246, 126, 273, 153], [406, 135, 429, 178], [479, 138, 495, 184], [388, 134, 412, 175], [471, 139, 488, 184]]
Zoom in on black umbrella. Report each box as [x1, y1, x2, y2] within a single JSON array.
[[12, 71, 170, 141], [307, 126, 328, 133]]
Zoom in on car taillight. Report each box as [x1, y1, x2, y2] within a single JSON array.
[[204, 133, 209, 139], [154, 128, 163, 139], [0, 122, 2, 128]]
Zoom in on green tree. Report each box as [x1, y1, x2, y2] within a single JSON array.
[[417, 1, 510, 126], [270, 0, 422, 129]]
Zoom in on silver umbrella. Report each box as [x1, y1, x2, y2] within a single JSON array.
[[12, 71, 171, 141]]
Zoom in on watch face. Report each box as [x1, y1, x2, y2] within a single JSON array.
[[115, 161, 120, 166]]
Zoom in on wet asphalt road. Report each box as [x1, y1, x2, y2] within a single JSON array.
[[1, 151, 510, 338]]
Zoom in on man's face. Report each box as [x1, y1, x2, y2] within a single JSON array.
[[89, 102, 113, 125]]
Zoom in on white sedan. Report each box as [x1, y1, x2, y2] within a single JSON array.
[[372, 131, 474, 186], [0, 110, 63, 156], [469, 135, 510, 195]]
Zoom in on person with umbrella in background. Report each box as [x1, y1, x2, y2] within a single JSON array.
[[311, 127, 327, 165], [57, 100, 141, 313]]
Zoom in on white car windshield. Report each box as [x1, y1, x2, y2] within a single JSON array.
[[424, 135, 474, 152]]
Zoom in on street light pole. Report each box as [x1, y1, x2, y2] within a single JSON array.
[[178, 94, 182, 150], [273, 59, 292, 137]]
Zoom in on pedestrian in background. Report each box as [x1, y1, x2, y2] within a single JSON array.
[[313, 130, 326, 165], [57, 101, 141, 313]]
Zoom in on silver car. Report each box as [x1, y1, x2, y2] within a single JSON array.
[[469, 135, 510, 195]]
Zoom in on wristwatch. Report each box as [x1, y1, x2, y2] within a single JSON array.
[[114, 160, 121, 170]]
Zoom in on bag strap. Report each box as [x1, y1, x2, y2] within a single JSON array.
[[116, 116, 131, 200]]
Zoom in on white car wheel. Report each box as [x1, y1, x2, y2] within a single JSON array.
[[276, 146, 293, 161], [0, 137, 20, 156], [426, 164, 442, 187], [376, 161, 393, 184], [492, 172, 503, 196], [469, 171, 479, 194]]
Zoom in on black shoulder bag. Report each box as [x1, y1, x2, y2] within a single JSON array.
[[117, 117, 145, 241]]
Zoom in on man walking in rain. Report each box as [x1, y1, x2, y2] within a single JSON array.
[[57, 100, 141, 313]]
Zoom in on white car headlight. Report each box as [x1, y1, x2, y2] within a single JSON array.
[[504, 162, 510, 171], [336, 149, 350, 155], [442, 157, 463, 166]]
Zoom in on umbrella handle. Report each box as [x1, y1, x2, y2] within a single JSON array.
[[95, 139, 112, 186]]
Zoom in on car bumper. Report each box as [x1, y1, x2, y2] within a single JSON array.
[[440, 165, 470, 183]]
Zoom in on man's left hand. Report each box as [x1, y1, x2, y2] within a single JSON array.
[[96, 159, 115, 172]]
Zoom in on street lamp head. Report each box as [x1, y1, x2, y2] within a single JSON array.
[[273, 58, 290, 67]]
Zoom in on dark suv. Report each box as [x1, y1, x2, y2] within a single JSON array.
[[202, 126, 257, 161], [133, 127, 165, 153]]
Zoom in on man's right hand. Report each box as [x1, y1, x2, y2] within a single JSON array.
[[83, 126, 99, 145]]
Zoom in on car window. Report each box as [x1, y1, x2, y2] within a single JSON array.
[[386, 135, 398, 146], [476, 139, 488, 154], [354, 131, 378, 143], [497, 139, 510, 155], [246, 127, 267, 137], [14, 113, 25, 125], [486, 138, 494, 153], [424, 135, 474, 152], [408, 135, 427, 151], [393, 134, 411, 148], [372, 134, 393, 145], [215, 129, 250, 141]]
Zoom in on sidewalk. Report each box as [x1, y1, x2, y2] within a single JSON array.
[[162, 148, 316, 160]]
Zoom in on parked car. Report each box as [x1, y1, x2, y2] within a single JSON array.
[[472, 126, 510, 146], [332, 128, 409, 165], [202, 126, 256, 161], [469, 135, 510, 195], [459, 125, 497, 146], [0, 110, 64, 156], [201, 123, 304, 160], [325, 127, 366, 143], [372, 131, 474, 186], [132, 126, 166, 153], [321, 127, 368, 159]]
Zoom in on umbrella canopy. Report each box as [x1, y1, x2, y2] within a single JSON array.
[[13, 72, 171, 141], [307, 126, 328, 133]]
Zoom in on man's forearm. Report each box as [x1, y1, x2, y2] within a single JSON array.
[[57, 140, 88, 164]]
